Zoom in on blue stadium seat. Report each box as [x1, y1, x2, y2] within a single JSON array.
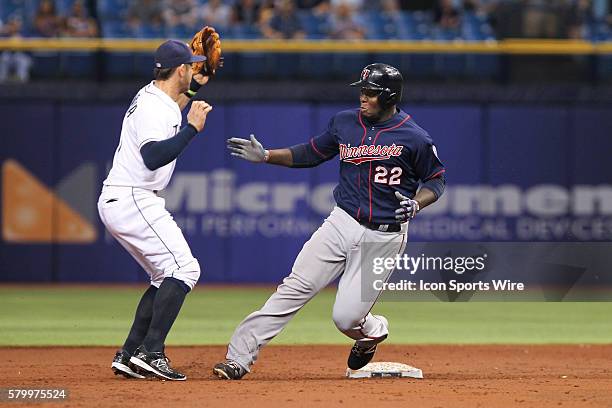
[[432, 27, 461, 41], [592, 20, 610, 42], [54, 0, 72, 15], [400, 11, 432, 40], [296, 10, 329, 39], [166, 24, 192, 40], [461, 11, 496, 41], [21, 0, 38, 33], [365, 11, 415, 40], [101, 20, 128, 38], [231, 23, 262, 39], [364, 12, 403, 40], [97, 0, 129, 20], [412, 10, 433, 25], [479, 23, 495, 40], [362, 11, 384, 39], [461, 12, 481, 41], [136, 24, 165, 39], [1, 0, 25, 21]]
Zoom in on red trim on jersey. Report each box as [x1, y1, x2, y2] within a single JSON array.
[[358, 111, 368, 221], [367, 114, 411, 223], [357, 173, 361, 219], [358, 112, 368, 144], [310, 137, 326, 158], [372, 114, 412, 145], [425, 169, 446, 181], [368, 162, 373, 222]]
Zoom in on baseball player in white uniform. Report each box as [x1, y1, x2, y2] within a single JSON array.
[[99, 40, 212, 381]]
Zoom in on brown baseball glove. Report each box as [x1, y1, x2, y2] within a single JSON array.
[[190, 26, 223, 76]]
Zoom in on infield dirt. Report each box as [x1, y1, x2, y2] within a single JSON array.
[[1, 345, 611, 407]]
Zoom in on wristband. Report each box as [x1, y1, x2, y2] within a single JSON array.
[[184, 78, 202, 98], [263, 150, 270, 163]]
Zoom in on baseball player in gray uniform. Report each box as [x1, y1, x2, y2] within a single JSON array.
[[213, 64, 446, 379], [100, 40, 212, 381]]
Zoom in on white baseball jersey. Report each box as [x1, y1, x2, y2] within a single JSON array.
[[104, 81, 182, 191], [98, 81, 200, 290]]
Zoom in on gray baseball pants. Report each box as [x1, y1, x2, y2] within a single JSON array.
[[226, 206, 408, 372]]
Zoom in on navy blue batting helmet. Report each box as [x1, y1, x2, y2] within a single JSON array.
[[350, 63, 403, 108]]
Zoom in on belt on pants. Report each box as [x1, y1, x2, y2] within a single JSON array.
[[338, 205, 402, 233], [359, 220, 402, 233]]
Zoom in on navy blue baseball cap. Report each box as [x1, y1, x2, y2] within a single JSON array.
[[154, 40, 206, 69]]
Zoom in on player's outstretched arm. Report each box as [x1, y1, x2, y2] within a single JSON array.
[[227, 134, 294, 167]]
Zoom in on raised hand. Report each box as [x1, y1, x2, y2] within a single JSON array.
[[227, 134, 268, 163]]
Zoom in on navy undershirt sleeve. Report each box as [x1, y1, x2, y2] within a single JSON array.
[[140, 124, 198, 171], [288, 117, 340, 168], [288, 143, 327, 168], [420, 174, 446, 199]]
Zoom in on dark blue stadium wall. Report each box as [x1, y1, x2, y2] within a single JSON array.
[[1, 101, 611, 283]]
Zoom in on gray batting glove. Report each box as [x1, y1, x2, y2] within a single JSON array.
[[227, 134, 269, 163], [394, 191, 420, 222]]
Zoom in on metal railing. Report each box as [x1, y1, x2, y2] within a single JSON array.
[[1, 38, 612, 55]]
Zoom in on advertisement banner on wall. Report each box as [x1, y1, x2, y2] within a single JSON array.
[[1, 102, 611, 283]]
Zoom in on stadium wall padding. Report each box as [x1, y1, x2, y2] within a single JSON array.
[[1, 101, 610, 283]]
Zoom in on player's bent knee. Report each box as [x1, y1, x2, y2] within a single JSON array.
[[332, 310, 361, 333], [170, 258, 201, 291]]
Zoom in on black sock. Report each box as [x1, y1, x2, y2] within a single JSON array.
[[142, 277, 189, 353], [123, 285, 158, 356]]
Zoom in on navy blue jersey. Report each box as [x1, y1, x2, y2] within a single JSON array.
[[304, 109, 445, 225]]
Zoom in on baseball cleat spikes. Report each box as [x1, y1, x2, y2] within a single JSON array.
[[111, 350, 146, 379], [213, 361, 246, 380], [130, 346, 186, 381]]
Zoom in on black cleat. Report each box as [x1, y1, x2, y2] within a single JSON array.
[[348, 315, 389, 370], [129, 346, 186, 381], [347, 342, 379, 370], [213, 361, 246, 380], [111, 350, 146, 379]]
